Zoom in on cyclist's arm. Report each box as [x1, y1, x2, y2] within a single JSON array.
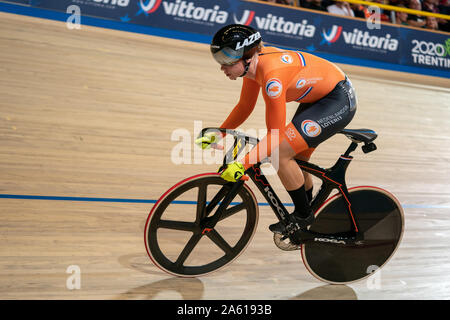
[[242, 77, 286, 170], [219, 78, 260, 130]]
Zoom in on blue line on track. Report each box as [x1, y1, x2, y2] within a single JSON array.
[[1, 194, 449, 209], [0, 194, 284, 206]]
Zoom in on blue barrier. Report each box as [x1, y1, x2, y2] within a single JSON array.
[[1, 0, 449, 78]]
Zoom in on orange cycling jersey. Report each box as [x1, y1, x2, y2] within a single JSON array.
[[219, 46, 346, 169]]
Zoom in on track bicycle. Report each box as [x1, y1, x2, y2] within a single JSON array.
[[144, 127, 404, 284]]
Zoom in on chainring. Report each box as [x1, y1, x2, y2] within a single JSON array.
[[273, 233, 301, 251]]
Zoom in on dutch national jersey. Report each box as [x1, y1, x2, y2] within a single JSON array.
[[220, 46, 346, 169]]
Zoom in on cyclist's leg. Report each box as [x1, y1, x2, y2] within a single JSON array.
[[277, 139, 312, 220], [271, 138, 314, 234], [278, 102, 312, 193], [295, 148, 315, 201], [277, 139, 305, 192], [275, 105, 311, 196], [272, 77, 357, 235], [277, 143, 315, 192], [291, 103, 315, 198]]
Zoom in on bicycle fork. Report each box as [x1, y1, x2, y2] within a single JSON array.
[[201, 179, 246, 234]]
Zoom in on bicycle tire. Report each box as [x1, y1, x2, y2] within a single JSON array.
[[144, 173, 259, 277], [301, 186, 404, 284]]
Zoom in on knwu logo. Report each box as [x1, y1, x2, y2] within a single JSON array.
[[301, 120, 321, 137], [265, 78, 283, 99], [234, 10, 315, 38], [140, 0, 228, 23]]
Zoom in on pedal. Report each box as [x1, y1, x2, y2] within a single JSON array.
[[273, 233, 301, 251], [285, 221, 301, 235]]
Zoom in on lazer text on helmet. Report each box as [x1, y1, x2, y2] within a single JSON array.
[[235, 32, 261, 50]]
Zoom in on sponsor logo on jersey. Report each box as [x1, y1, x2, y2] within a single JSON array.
[[301, 120, 322, 137], [280, 54, 293, 64], [265, 78, 282, 99], [296, 79, 306, 89], [285, 127, 297, 141]]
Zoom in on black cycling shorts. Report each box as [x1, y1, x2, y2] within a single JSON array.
[[290, 77, 357, 149]]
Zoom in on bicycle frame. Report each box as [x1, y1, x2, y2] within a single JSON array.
[[246, 152, 361, 245], [147, 127, 401, 280], [199, 128, 363, 245]]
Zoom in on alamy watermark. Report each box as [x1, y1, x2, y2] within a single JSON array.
[[366, 265, 382, 290], [66, 265, 81, 290], [66, 5, 81, 30], [366, 6, 382, 30], [171, 120, 280, 175]]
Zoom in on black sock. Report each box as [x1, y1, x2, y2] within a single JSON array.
[[287, 186, 310, 218], [306, 187, 313, 203]]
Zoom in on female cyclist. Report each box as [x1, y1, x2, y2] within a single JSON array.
[[196, 24, 357, 238]]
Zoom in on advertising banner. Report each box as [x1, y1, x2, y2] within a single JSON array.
[[3, 0, 29, 4], [3, 0, 449, 76]]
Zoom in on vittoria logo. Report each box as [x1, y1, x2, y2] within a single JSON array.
[[233, 10, 315, 38], [139, 0, 162, 14], [341, 28, 398, 51], [265, 78, 282, 99], [301, 120, 321, 137], [321, 25, 399, 51], [136, 0, 228, 23], [233, 10, 255, 26], [321, 25, 343, 45]]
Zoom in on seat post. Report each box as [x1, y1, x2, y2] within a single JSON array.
[[343, 142, 358, 157]]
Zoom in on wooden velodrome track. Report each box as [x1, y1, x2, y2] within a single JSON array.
[[1, 11, 449, 300]]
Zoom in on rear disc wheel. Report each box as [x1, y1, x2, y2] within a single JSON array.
[[301, 186, 404, 284]]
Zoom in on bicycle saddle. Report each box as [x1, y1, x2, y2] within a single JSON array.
[[339, 129, 377, 143]]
